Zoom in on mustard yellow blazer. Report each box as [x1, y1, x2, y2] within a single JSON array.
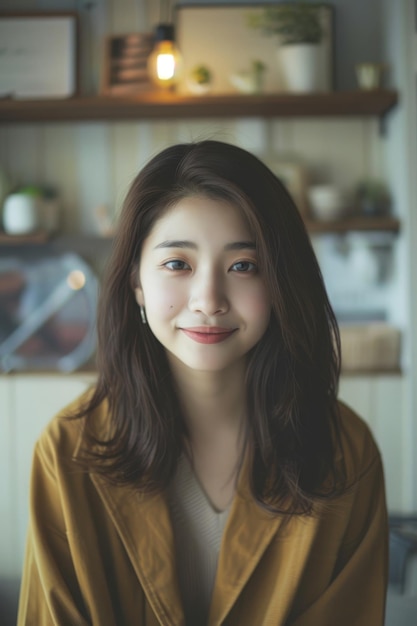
[[18, 397, 388, 625]]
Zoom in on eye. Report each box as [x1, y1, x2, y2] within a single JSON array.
[[230, 260, 257, 273], [163, 259, 191, 271]]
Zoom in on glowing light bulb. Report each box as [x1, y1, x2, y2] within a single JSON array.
[[157, 53, 175, 80], [148, 24, 183, 88]]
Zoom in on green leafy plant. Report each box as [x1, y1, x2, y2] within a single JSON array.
[[252, 59, 266, 74], [191, 64, 212, 85], [247, 2, 324, 45], [355, 179, 391, 216]]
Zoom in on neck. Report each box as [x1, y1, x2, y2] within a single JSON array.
[[168, 358, 247, 440]]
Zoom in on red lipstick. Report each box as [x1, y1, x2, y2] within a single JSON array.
[[181, 326, 236, 344]]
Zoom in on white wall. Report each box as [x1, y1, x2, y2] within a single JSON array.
[[0, 0, 415, 608]]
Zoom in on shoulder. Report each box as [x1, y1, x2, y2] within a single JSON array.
[[35, 388, 109, 466], [335, 400, 382, 486]]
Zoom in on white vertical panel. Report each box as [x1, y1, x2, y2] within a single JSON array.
[[168, 120, 201, 143], [109, 0, 144, 33], [148, 120, 181, 154], [75, 124, 113, 234], [372, 375, 406, 511], [110, 123, 141, 220], [79, 0, 110, 95], [0, 128, 9, 167], [291, 119, 372, 188], [172, 119, 237, 145], [135, 121, 156, 169], [144, 0, 160, 27], [364, 118, 385, 178], [0, 377, 18, 577], [14, 373, 96, 574], [42, 124, 79, 232], [270, 120, 295, 156], [232, 118, 270, 156], [3, 125, 44, 187], [338, 374, 406, 512], [338, 375, 374, 427]]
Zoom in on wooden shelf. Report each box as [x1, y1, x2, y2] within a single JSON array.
[[305, 216, 400, 234], [0, 232, 113, 255], [0, 90, 398, 123], [0, 216, 400, 250], [341, 367, 402, 376], [0, 231, 50, 245]]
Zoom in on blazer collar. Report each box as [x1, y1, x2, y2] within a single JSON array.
[[90, 472, 185, 625], [208, 463, 287, 624], [73, 416, 286, 625], [73, 410, 184, 624]]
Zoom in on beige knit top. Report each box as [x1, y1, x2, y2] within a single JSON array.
[[167, 455, 231, 625]]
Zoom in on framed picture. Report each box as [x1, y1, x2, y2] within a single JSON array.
[[0, 13, 78, 98], [267, 160, 309, 217], [101, 33, 155, 96], [175, 3, 334, 95]]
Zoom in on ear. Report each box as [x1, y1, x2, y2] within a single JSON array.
[[134, 284, 144, 307], [131, 263, 144, 306]]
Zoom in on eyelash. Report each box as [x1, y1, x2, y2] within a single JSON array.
[[230, 260, 257, 273], [162, 259, 257, 273], [163, 260, 190, 271]]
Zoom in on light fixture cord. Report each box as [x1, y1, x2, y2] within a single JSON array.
[[160, 0, 169, 23]]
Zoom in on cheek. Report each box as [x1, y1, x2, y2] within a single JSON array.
[[241, 282, 271, 320], [142, 278, 182, 318]]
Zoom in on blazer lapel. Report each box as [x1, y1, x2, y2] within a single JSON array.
[[91, 473, 185, 626], [208, 474, 287, 625]]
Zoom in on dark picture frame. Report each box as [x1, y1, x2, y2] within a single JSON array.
[[101, 33, 155, 96]]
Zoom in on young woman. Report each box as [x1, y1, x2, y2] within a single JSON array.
[[18, 140, 388, 625]]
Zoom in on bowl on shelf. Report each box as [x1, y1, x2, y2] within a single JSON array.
[[308, 184, 348, 221]]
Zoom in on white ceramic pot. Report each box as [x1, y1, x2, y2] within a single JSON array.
[[2, 193, 40, 235], [308, 185, 347, 221], [278, 43, 321, 93]]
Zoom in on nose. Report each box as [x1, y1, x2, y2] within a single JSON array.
[[188, 268, 229, 316]]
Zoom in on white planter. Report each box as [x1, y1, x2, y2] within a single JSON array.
[[278, 43, 321, 93], [2, 193, 40, 235]]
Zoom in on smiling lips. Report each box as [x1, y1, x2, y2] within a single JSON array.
[[181, 326, 237, 344]]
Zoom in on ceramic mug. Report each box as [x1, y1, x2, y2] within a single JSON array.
[[2, 193, 40, 235], [356, 63, 384, 90]]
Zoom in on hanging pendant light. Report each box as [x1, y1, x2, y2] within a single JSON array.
[[148, 1, 183, 89]]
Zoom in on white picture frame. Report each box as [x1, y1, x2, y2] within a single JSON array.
[[0, 13, 78, 99]]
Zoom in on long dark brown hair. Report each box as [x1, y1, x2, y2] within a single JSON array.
[[74, 140, 344, 515]]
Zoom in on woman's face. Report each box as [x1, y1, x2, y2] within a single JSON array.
[[134, 195, 271, 374]]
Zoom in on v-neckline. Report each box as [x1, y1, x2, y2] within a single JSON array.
[[175, 453, 234, 516]]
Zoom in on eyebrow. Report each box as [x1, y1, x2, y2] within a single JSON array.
[[154, 240, 256, 251]]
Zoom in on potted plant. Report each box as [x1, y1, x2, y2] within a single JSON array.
[[187, 64, 213, 95], [355, 179, 391, 216], [247, 2, 325, 92], [230, 59, 267, 94]]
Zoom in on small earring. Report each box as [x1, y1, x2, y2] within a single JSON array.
[[140, 305, 147, 325]]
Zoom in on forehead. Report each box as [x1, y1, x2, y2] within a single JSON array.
[[148, 195, 253, 240]]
